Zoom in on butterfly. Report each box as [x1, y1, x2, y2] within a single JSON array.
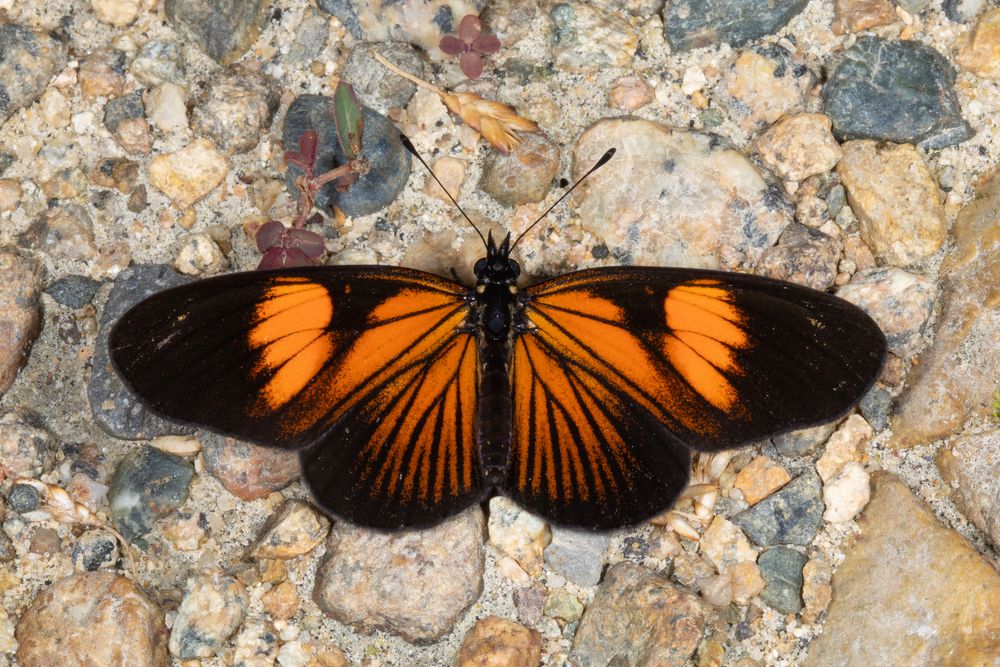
[[109, 149, 886, 531]]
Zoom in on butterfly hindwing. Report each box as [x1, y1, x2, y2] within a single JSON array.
[[110, 265, 485, 527], [503, 267, 886, 526]]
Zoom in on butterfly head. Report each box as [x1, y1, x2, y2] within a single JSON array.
[[475, 230, 520, 286]]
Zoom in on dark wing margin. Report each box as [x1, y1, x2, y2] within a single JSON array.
[[504, 266, 885, 528], [110, 265, 485, 528]]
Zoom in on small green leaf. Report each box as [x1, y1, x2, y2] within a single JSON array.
[[333, 82, 364, 160]]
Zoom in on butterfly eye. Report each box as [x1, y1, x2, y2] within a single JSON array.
[[509, 260, 521, 277], [474, 258, 487, 275]]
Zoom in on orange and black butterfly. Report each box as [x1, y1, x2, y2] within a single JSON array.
[[110, 150, 886, 530]]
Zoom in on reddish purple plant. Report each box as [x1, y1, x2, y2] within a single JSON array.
[[439, 15, 500, 79]]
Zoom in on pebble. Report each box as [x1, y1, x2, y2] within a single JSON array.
[[823, 36, 973, 149], [423, 156, 467, 203], [132, 40, 186, 87], [28, 526, 62, 556], [607, 75, 654, 110], [757, 546, 806, 614], [755, 113, 842, 183], [233, 617, 279, 667], [727, 561, 766, 605], [573, 119, 792, 269], [480, 132, 560, 206], [733, 456, 791, 506], [837, 268, 935, 358], [170, 569, 247, 659], [815, 414, 873, 482], [699, 573, 733, 607], [544, 589, 585, 622], [487, 496, 550, 576], [88, 264, 198, 438], [672, 550, 716, 591], [944, 0, 990, 22], [201, 434, 300, 501], [261, 580, 300, 620], [0, 253, 42, 397], [0, 410, 53, 479], [19, 204, 95, 260], [543, 526, 609, 587], [836, 141, 945, 265], [161, 511, 209, 551], [802, 473, 1000, 665], [0, 25, 68, 124], [71, 528, 120, 571], [283, 94, 411, 218], [91, 0, 141, 25], [715, 46, 812, 134], [251, 500, 330, 560], [833, 0, 897, 34], [145, 82, 189, 133], [754, 224, 840, 291], [732, 471, 824, 547], [193, 67, 280, 154], [859, 384, 892, 431], [822, 461, 870, 523], [173, 233, 228, 275], [550, 2, 638, 70], [7, 483, 41, 513], [148, 138, 229, 208], [0, 608, 13, 652], [108, 445, 195, 540], [39, 88, 71, 128], [0, 178, 20, 211], [0, 531, 15, 562], [456, 616, 542, 667], [323, 0, 480, 51], [937, 429, 1000, 547], [90, 156, 140, 194], [78, 49, 127, 98], [40, 167, 88, 201], [164, 0, 270, 64], [700, 516, 758, 571], [570, 562, 709, 667], [890, 167, 999, 445], [313, 508, 485, 642], [105, 94, 152, 154], [664, 0, 808, 51], [15, 572, 169, 667], [342, 42, 427, 112]]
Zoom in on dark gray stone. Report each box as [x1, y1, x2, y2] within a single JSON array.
[[543, 527, 610, 587], [0, 153, 14, 175], [284, 9, 330, 63], [0, 24, 68, 123], [88, 264, 195, 439], [164, 0, 269, 64], [109, 445, 194, 540], [822, 36, 973, 150], [45, 275, 102, 309], [282, 94, 411, 218], [732, 471, 824, 546], [342, 42, 426, 112], [316, 0, 363, 39], [663, 0, 810, 52], [860, 385, 892, 431], [103, 91, 145, 133], [8, 483, 42, 513], [757, 546, 807, 614], [754, 224, 840, 291]]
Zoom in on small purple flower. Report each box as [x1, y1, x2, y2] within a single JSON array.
[[255, 220, 326, 270], [439, 14, 500, 79]]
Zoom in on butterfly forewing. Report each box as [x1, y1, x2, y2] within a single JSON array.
[[110, 266, 485, 527], [502, 267, 886, 526]]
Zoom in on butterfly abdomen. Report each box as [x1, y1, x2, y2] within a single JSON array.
[[475, 279, 516, 486]]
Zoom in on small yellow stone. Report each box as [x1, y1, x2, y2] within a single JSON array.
[[733, 456, 791, 505]]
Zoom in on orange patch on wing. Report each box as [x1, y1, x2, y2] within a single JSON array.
[[534, 291, 624, 321], [664, 284, 747, 349], [250, 279, 334, 412]]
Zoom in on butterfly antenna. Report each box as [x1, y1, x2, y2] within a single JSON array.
[[400, 134, 487, 248], [510, 147, 616, 252]]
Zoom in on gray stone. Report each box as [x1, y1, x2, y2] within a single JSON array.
[[169, 570, 247, 659], [757, 546, 807, 614], [103, 91, 145, 132], [164, 0, 269, 64], [823, 36, 973, 149], [480, 133, 560, 206], [45, 275, 101, 309], [772, 421, 838, 457], [570, 562, 709, 667], [893, 0, 932, 14], [71, 529, 119, 571], [8, 483, 41, 513], [732, 471, 824, 546], [0, 25, 68, 124], [284, 9, 330, 63], [282, 94, 411, 218], [109, 445, 194, 540], [663, 0, 810, 52], [543, 527, 610, 587], [316, 0, 363, 38], [754, 224, 840, 291], [192, 66, 280, 154], [860, 385, 892, 431], [342, 42, 426, 112], [88, 264, 195, 439], [131, 40, 186, 87], [943, 0, 988, 22]]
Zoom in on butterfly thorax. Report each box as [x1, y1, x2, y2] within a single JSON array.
[[473, 232, 520, 486]]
